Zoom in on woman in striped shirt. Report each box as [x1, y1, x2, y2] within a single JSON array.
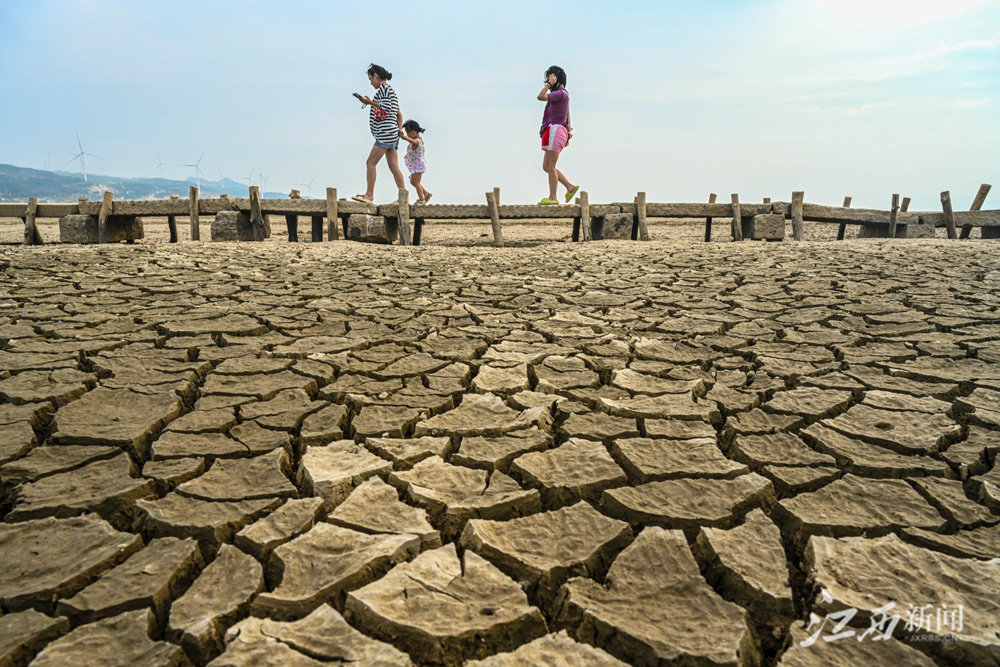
[[355, 64, 406, 202]]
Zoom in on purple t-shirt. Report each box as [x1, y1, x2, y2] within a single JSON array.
[[540, 88, 569, 136]]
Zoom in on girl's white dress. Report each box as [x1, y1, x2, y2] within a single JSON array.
[[404, 137, 426, 174]]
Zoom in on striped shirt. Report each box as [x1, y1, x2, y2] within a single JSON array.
[[369, 83, 400, 144]]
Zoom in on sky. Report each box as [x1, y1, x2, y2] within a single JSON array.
[[0, 0, 997, 209]]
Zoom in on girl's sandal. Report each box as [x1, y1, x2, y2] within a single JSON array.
[[423, 193, 433, 203], [351, 195, 372, 203]]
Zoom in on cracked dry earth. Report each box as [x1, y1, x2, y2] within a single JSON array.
[[1, 236, 999, 667]]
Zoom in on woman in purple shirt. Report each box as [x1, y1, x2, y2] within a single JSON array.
[[537, 65, 579, 205]]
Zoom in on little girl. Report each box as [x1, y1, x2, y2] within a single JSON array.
[[400, 120, 432, 204]]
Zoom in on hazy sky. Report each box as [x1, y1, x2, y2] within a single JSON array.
[[1, 0, 997, 209]]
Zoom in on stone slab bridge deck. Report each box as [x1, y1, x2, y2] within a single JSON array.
[[1, 237, 999, 666], [5, 182, 996, 246]]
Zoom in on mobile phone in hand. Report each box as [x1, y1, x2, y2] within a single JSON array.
[[352, 92, 365, 101]]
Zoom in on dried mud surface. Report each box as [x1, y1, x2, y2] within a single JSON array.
[[1, 221, 999, 666]]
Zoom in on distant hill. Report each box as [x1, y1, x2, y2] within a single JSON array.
[[0, 164, 287, 202]]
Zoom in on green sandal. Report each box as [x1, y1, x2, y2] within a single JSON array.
[[538, 197, 559, 205], [565, 185, 580, 203]]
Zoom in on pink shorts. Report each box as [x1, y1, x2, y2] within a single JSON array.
[[541, 124, 568, 152]]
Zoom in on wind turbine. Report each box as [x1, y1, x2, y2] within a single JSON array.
[[155, 154, 167, 178], [238, 168, 257, 189], [68, 135, 100, 182], [180, 151, 206, 190], [45, 151, 52, 171], [297, 177, 316, 198]]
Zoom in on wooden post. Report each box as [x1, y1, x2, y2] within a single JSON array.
[[941, 191, 957, 239], [730, 194, 743, 241], [286, 189, 301, 241], [97, 191, 113, 244], [23, 198, 42, 245], [704, 193, 717, 242], [790, 191, 804, 241], [486, 189, 503, 247], [961, 183, 991, 239], [580, 191, 592, 241], [887, 193, 900, 238], [285, 215, 299, 242], [633, 192, 649, 241], [310, 216, 323, 242], [248, 186, 266, 241], [970, 183, 992, 211], [413, 218, 424, 246], [836, 196, 851, 240], [631, 195, 638, 240], [493, 186, 502, 241], [166, 194, 179, 243], [900, 197, 910, 212], [397, 188, 412, 246], [571, 189, 580, 241], [325, 187, 339, 241], [188, 186, 200, 241]]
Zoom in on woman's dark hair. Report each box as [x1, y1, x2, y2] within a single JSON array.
[[545, 65, 566, 89], [402, 120, 425, 133], [367, 63, 392, 81]]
